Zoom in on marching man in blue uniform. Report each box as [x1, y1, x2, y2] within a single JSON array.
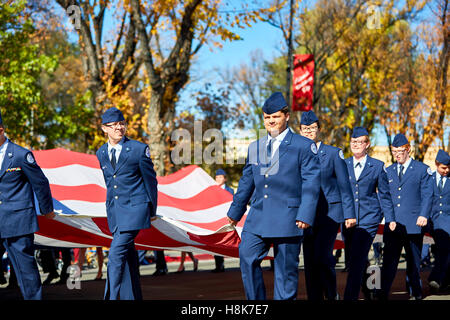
[[97, 107, 158, 300], [379, 133, 433, 300], [299, 110, 356, 300], [227, 92, 321, 300], [428, 149, 450, 293], [343, 127, 396, 300], [0, 110, 55, 300]]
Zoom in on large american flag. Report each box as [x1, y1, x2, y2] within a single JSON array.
[[31, 148, 433, 255], [32, 148, 244, 257]]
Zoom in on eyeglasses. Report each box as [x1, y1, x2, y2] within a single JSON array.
[[391, 149, 408, 155], [350, 140, 368, 146], [301, 126, 319, 133], [103, 121, 127, 129]]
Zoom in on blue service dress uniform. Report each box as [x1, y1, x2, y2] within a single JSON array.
[[380, 158, 433, 299], [0, 139, 53, 300], [343, 155, 395, 300], [227, 129, 321, 300], [97, 136, 158, 300], [303, 143, 355, 300], [428, 171, 450, 288]]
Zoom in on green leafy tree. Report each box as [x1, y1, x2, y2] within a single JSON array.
[[0, 0, 57, 148]]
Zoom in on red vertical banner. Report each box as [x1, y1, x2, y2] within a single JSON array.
[[292, 54, 314, 111]]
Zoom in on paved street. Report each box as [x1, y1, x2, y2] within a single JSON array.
[[0, 250, 448, 300]]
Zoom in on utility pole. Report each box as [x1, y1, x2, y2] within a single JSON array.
[[286, 0, 295, 110]]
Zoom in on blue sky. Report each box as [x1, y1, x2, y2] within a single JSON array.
[[58, 1, 446, 148]]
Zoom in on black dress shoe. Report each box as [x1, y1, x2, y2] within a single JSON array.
[[152, 269, 167, 276], [211, 267, 224, 273], [43, 272, 59, 285]]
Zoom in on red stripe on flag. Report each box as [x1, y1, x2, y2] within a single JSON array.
[[50, 184, 106, 202], [36, 216, 112, 247], [157, 165, 198, 184], [33, 148, 101, 169], [158, 185, 232, 211]]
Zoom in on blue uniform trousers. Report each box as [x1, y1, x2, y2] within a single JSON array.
[[303, 214, 340, 300], [2, 234, 42, 300], [380, 224, 423, 298], [239, 230, 302, 300], [429, 229, 450, 286], [104, 230, 142, 300], [343, 226, 374, 300]]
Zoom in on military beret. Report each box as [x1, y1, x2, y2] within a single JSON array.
[[262, 92, 288, 115], [436, 149, 450, 165], [351, 126, 369, 138], [300, 110, 319, 126], [102, 107, 125, 124], [215, 169, 226, 176], [392, 133, 409, 147]]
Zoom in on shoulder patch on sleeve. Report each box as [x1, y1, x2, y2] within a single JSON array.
[[310, 143, 318, 155], [339, 149, 345, 160], [427, 167, 433, 175], [145, 146, 151, 158], [26, 153, 35, 164]]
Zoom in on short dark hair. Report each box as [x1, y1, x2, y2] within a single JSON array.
[[280, 106, 290, 115]]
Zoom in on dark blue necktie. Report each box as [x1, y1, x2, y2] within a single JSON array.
[[355, 162, 361, 168], [399, 164, 404, 181], [438, 177, 444, 193], [267, 139, 274, 161], [111, 148, 117, 170]]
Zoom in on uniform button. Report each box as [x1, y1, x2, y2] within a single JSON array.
[[113, 175, 116, 178], [397, 204, 401, 207], [355, 184, 358, 187], [398, 187, 401, 191], [114, 185, 118, 189], [440, 203, 443, 206], [355, 191, 358, 194], [114, 196, 118, 200], [355, 199, 358, 202], [265, 174, 269, 178], [264, 195, 268, 199], [264, 184, 268, 188], [0, 201, 2, 205], [398, 195, 401, 199], [440, 211, 443, 214], [440, 196, 443, 199]]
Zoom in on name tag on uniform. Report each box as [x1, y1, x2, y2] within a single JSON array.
[[6, 167, 22, 172]]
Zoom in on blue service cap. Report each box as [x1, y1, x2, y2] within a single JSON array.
[[262, 92, 287, 114], [215, 169, 226, 176], [351, 126, 369, 138], [436, 149, 450, 165], [392, 133, 409, 147], [102, 107, 125, 124], [300, 110, 319, 126]]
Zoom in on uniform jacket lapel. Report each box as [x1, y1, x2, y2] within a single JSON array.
[[318, 143, 327, 165], [346, 157, 357, 183], [357, 156, 373, 182], [114, 137, 130, 173], [398, 159, 414, 187], [265, 130, 292, 175], [0, 143, 14, 179], [389, 164, 400, 185], [438, 172, 450, 194], [99, 144, 113, 172]]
